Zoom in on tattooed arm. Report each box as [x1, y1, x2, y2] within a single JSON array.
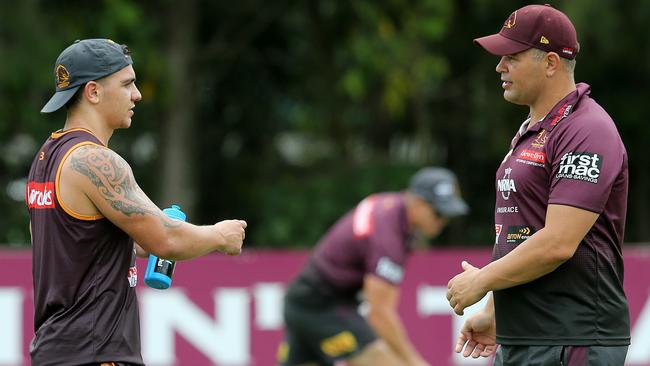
[[58, 144, 246, 260]]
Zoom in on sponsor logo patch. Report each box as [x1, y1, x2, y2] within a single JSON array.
[[496, 206, 519, 214], [506, 225, 535, 244], [376, 257, 404, 284], [551, 103, 573, 126], [276, 341, 289, 363], [320, 331, 358, 357], [495, 224, 503, 244], [556, 151, 602, 184], [26, 181, 55, 209], [516, 149, 546, 167], [352, 196, 376, 238], [128, 266, 138, 287], [497, 168, 517, 200]]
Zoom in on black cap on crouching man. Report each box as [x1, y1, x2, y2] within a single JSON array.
[[41, 39, 133, 113], [408, 167, 469, 217]]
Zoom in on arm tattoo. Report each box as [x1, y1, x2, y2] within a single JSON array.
[[70, 145, 181, 228]]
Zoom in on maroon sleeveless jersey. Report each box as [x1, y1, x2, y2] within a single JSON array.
[[26, 129, 143, 365]]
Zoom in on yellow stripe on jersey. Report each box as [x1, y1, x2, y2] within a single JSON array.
[[55, 141, 105, 221]]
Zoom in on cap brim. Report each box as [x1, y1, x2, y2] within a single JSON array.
[[41, 86, 81, 113], [435, 197, 469, 218], [473, 33, 531, 56]]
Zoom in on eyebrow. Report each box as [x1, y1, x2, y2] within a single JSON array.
[[122, 77, 136, 84]]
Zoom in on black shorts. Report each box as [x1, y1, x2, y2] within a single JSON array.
[[494, 345, 629, 366], [278, 275, 376, 366]]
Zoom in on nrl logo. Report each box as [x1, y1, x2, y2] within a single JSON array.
[[504, 11, 517, 29]]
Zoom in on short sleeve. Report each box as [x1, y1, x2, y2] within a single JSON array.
[[548, 116, 625, 213], [364, 204, 409, 285]]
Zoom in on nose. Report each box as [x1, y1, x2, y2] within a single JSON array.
[[496, 56, 508, 73], [132, 84, 142, 102]]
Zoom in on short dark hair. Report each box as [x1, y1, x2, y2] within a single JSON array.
[[64, 83, 87, 110]]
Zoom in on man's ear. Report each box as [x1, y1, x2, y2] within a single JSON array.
[[83, 81, 101, 105], [545, 52, 562, 77]]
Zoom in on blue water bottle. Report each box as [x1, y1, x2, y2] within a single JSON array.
[[144, 205, 186, 289]]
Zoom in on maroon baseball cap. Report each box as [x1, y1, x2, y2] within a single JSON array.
[[474, 4, 579, 59]]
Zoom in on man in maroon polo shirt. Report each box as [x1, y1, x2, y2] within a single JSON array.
[[278, 167, 468, 366], [445, 4, 630, 365]]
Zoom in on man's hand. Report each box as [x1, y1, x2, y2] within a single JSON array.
[[446, 261, 488, 315], [214, 220, 247, 255], [455, 311, 497, 358]]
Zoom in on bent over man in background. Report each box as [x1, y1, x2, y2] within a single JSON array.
[[278, 167, 469, 366], [27, 39, 247, 366], [446, 5, 630, 365]]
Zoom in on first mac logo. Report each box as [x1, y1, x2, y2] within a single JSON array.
[[26, 182, 55, 209], [556, 151, 602, 184]]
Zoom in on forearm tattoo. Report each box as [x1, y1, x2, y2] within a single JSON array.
[[70, 145, 181, 228]]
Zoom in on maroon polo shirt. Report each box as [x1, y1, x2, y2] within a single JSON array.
[[309, 192, 412, 296], [492, 83, 630, 345]]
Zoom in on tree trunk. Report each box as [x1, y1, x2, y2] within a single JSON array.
[[160, 0, 198, 216]]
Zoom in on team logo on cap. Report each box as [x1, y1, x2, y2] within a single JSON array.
[[434, 181, 455, 198], [504, 11, 517, 29], [55, 64, 70, 89], [540, 36, 550, 45]]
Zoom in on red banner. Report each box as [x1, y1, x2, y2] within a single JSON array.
[[1, 248, 649, 365]]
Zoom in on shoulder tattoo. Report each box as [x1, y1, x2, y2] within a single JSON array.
[[69, 145, 181, 228]]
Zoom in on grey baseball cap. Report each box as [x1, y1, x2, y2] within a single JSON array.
[[408, 167, 469, 217], [41, 39, 133, 113]]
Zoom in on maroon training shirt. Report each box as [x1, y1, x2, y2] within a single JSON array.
[[309, 192, 413, 296], [26, 129, 143, 365], [493, 83, 630, 345]]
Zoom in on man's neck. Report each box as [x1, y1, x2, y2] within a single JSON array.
[[528, 80, 576, 129], [63, 111, 113, 146]]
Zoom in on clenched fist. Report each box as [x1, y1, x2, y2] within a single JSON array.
[[214, 220, 247, 255]]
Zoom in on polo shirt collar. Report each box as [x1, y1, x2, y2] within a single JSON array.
[[519, 82, 591, 135], [539, 82, 591, 132]]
